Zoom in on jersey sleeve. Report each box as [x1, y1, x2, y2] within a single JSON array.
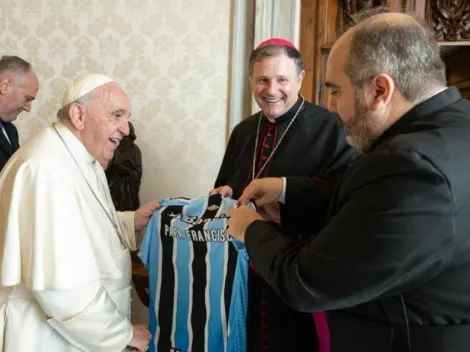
[[138, 197, 191, 267], [138, 211, 159, 268]]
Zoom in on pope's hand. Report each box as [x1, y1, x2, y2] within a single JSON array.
[[227, 205, 263, 243], [238, 177, 284, 207], [134, 201, 161, 231], [209, 185, 233, 198], [129, 324, 151, 352]]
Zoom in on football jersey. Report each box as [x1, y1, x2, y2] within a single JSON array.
[[138, 194, 252, 352]]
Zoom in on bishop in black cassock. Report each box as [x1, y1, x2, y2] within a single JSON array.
[[213, 38, 359, 352]]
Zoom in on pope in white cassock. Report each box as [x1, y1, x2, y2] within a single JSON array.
[[0, 74, 158, 351]]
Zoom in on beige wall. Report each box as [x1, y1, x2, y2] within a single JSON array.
[[1, 0, 232, 202]]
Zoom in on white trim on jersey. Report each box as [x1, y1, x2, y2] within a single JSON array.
[[204, 242, 211, 352], [154, 209, 164, 351], [171, 226, 179, 349], [222, 236, 229, 351], [186, 245, 194, 350]]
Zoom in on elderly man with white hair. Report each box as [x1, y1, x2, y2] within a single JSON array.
[[0, 73, 158, 351]]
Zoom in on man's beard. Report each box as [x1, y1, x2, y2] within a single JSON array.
[[342, 90, 377, 153]]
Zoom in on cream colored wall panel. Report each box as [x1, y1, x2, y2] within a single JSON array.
[[0, 0, 232, 202]]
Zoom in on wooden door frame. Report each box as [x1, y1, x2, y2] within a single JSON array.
[[299, 0, 319, 104], [299, 0, 339, 106]]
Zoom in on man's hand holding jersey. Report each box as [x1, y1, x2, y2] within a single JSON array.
[[134, 200, 162, 230], [228, 177, 284, 242]]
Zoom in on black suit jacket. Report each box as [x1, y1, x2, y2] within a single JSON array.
[[0, 122, 19, 171], [245, 87, 470, 351]]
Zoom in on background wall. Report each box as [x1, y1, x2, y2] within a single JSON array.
[[0, 0, 232, 202]]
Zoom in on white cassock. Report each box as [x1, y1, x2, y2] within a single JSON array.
[[0, 122, 137, 351]]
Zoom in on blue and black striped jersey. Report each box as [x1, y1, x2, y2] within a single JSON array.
[[138, 194, 250, 352]]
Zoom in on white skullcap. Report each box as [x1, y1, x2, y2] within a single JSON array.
[[61, 73, 114, 108]]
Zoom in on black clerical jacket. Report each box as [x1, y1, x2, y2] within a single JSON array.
[[245, 87, 470, 351], [0, 122, 19, 172]]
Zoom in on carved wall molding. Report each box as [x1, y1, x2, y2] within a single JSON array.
[[336, 0, 388, 35], [426, 0, 470, 41]]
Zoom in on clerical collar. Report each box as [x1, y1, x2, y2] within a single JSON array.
[[372, 86, 461, 149], [52, 121, 95, 165], [263, 96, 303, 124]]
